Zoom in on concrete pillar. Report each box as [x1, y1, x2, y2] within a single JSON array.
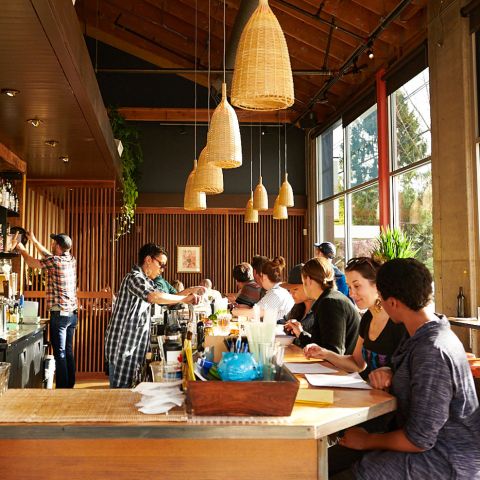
[[429, 0, 479, 322]]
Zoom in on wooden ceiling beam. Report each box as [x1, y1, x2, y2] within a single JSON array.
[[0, 142, 27, 174], [117, 107, 298, 124]]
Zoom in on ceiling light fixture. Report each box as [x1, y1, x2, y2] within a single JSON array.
[[27, 118, 42, 127], [60, 155, 69, 163], [1, 88, 20, 97], [366, 48, 374, 60], [45, 140, 59, 147], [317, 93, 329, 105]]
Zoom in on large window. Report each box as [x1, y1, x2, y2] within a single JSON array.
[[316, 67, 432, 270]]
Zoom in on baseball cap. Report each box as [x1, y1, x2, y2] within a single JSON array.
[[281, 263, 304, 289], [50, 233, 72, 250], [313, 241, 336, 259]]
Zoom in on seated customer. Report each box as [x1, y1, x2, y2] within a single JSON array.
[[228, 262, 262, 308], [171, 279, 184, 293], [304, 257, 406, 379], [299, 257, 360, 353], [200, 278, 223, 304], [233, 256, 294, 321], [340, 258, 480, 479], [314, 241, 350, 298], [282, 264, 315, 344]]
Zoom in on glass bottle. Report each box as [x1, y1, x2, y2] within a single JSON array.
[[457, 287, 465, 318]]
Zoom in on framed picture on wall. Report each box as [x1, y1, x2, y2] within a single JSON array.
[[177, 245, 202, 273]]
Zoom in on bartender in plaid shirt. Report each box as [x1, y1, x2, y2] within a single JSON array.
[[16, 232, 78, 388], [105, 243, 203, 388]]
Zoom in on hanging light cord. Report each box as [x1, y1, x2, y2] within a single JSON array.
[[278, 124, 281, 189], [194, 0, 198, 160], [223, 0, 226, 85], [207, 0, 211, 126], [250, 124, 253, 192], [259, 124, 262, 177], [284, 121, 288, 174]]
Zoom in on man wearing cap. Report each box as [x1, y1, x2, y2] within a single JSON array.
[[314, 242, 350, 297], [16, 232, 77, 388]]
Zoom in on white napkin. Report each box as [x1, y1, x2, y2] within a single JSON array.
[[132, 382, 185, 414]]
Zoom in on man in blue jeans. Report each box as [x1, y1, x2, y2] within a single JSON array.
[[16, 232, 77, 388]]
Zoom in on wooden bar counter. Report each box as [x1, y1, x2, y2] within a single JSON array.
[[0, 347, 396, 480]]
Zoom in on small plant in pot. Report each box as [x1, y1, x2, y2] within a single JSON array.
[[370, 226, 418, 264]]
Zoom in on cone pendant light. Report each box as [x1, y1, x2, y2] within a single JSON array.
[[245, 125, 259, 223], [245, 191, 258, 223], [253, 126, 268, 210], [184, 160, 207, 211], [184, 0, 207, 211], [207, 0, 242, 168], [273, 124, 287, 219], [273, 195, 288, 219], [193, 146, 224, 194], [279, 124, 294, 206], [231, 0, 294, 111]]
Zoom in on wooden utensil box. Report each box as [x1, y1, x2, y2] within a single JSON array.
[[186, 365, 299, 416]]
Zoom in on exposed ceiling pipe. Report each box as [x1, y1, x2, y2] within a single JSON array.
[[96, 68, 335, 76], [293, 0, 415, 127]]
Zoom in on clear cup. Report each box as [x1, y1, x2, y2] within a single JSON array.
[[258, 342, 276, 380], [274, 343, 286, 367], [150, 361, 164, 382]]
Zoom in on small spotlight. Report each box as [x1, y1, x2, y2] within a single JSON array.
[[45, 140, 59, 147], [60, 155, 69, 163], [317, 93, 328, 105], [1, 88, 20, 97], [27, 118, 42, 127], [366, 46, 374, 60]]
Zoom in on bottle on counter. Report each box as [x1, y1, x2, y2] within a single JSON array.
[[457, 287, 465, 318], [18, 294, 24, 324], [197, 317, 205, 352]]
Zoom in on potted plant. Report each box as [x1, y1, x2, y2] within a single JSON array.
[[108, 107, 143, 239], [370, 226, 418, 263]]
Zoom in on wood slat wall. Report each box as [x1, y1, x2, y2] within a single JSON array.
[[116, 209, 306, 294], [23, 182, 115, 374]]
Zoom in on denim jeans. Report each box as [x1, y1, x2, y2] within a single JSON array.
[[50, 311, 78, 388]]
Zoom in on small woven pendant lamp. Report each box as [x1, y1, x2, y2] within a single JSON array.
[[279, 123, 294, 206], [273, 125, 287, 219], [207, 0, 242, 168], [193, 146, 224, 194], [184, 160, 207, 211], [231, 0, 294, 111], [245, 191, 259, 223], [245, 126, 259, 223], [253, 126, 268, 210]]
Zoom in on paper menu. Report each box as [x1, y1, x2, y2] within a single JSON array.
[[305, 372, 372, 389], [285, 362, 339, 375]]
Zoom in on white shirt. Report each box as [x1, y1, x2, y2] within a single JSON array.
[[257, 283, 294, 320]]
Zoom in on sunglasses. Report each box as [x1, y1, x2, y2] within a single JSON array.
[[345, 257, 379, 271], [151, 257, 167, 269]]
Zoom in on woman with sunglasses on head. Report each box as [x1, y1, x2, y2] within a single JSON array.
[[304, 256, 407, 380]]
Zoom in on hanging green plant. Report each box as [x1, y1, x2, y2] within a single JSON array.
[[108, 107, 143, 240], [370, 226, 418, 263]]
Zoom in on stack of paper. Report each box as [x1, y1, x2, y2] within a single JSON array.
[[285, 362, 339, 374], [304, 372, 372, 390], [132, 382, 184, 414]]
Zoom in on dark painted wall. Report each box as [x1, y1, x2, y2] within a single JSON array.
[[86, 38, 306, 197]]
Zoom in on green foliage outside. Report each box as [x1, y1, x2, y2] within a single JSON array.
[[371, 226, 418, 263], [108, 107, 143, 239]]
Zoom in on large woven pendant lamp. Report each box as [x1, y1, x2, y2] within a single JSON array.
[[279, 122, 294, 206], [231, 0, 294, 111], [273, 125, 287, 219], [207, 0, 242, 169], [245, 125, 259, 223], [253, 126, 268, 210], [184, 160, 207, 211]]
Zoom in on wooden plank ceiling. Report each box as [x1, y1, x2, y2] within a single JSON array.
[[75, 0, 428, 126], [0, 0, 121, 179]]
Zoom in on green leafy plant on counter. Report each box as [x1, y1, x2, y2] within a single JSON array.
[[108, 107, 143, 240], [371, 226, 418, 263]]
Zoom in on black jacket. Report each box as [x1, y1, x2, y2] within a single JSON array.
[[298, 288, 360, 354]]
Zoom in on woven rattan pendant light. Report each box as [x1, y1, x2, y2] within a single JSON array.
[[245, 125, 259, 223], [279, 123, 294, 206], [231, 0, 294, 111], [273, 125, 287, 219], [193, 146, 224, 194], [184, 2, 207, 211], [207, 0, 242, 169], [184, 160, 207, 211], [253, 126, 268, 210]]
